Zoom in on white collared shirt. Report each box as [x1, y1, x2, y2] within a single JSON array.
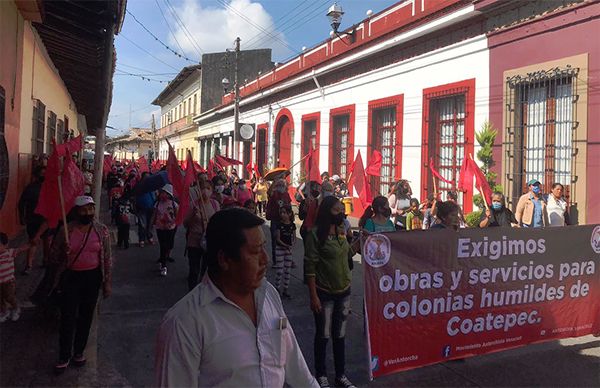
[[155, 275, 318, 388], [547, 194, 567, 226]]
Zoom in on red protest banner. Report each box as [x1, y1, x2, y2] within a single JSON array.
[[363, 226, 600, 379]]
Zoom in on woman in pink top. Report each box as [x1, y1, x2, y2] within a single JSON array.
[[49, 196, 112, 374], [153, 184, 179, 277], [233, 179, 253, 206]]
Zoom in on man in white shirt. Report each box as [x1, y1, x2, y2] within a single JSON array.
[[155, 208, 318, 387]]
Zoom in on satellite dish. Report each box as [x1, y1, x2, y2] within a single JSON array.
[[239, 123, 255, 141]]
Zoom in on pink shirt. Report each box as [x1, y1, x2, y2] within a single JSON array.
[[0, 249, 17, 283], [69, 228, 101, 271], [155, 200, 179, 230], [236, 188, 252, 205]]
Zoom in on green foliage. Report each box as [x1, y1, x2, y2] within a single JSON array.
[[466, 210, 483, 228], [474, 121, 503, 210]]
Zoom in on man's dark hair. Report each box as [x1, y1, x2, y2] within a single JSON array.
[[447, 191, 458, 201], [205, 208, 265, 274], [436, 201, 460, 222], [32, 166, 45, 178], [0, 232, 8, 245]]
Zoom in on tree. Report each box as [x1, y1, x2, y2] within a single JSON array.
[[467, 121, 503, 226]]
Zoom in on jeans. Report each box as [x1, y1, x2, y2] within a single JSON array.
[[187, 247, 205, 291], [59, 268, 102, 361], [137, 208, 154, 242], [117, 224, 130, 248], [314, 288, 351, 378], [156, 228, 177, 266]]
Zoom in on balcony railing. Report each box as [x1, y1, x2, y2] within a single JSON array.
[[157, 115, 194, 138]]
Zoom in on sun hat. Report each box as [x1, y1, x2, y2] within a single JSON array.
[[161, 183, 174, 197], [75, 196, 95, 207]]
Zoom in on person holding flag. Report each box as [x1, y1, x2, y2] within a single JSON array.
[[479, 192, 518, 228]]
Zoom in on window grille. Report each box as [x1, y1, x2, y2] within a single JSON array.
[[331, 114, 351, 179], [57, 119, 65, 143], [32, 100, 45, 155], [46, 111, 57, 153], [371, 106, 397, 195], [505, 66, 579, 208], [301, 119, 317, 177], [428, 93, 466, 207]]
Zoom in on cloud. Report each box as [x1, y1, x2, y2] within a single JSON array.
[[168, 0, 292, 60]]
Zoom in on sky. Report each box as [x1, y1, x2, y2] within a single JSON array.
[[107, 0, 399, 137]]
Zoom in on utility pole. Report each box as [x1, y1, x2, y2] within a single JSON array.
[[151, 114, 157, 162], [233, 36, 240, 161]]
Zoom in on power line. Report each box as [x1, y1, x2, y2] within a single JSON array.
[[126, 9, 199, 63], [154, 0, 187, 55], [163, 0, 204, 57], [119, 34, 180, 71], [115, 70, 172, 83]]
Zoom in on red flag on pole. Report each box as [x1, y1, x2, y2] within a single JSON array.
[[348, 150, 372, 208], [35, 142, 85, 228], [55, 135, 83, 157], [469, 158, 493, 205], [253, 164, 261, 178], [429, 158, 454, 186], [305, 147, 322, 184], [103, 155, 113, 178], [458, 156, 474, 193], [365, 150, 383, 176], [151, 159, 161, 173], [137, 156, 150, 174], [175, 150, 196, 225], [166, 141, 184, 199], [214, 154, 243, 167], [245, 161, 253, 177]]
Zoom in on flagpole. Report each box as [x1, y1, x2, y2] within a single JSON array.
[[57, 158, 70, 246], [289, 153, 311, 171]]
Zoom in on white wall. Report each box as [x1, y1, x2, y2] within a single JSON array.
[[197, 35, 490, 198]]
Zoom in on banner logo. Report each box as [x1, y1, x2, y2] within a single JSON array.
[[592, 226, 600, 254], [364, 234, 391, 268]]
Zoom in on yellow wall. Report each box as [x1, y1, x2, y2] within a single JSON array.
[[19, 21, 79, 155], [177, 127, 198, 160]]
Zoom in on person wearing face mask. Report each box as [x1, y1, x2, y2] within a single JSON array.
[[358, 196, 395, 233], [266, 179, 292, 266], [48, 196, 112, 374], [184, 181, 220, 290], [211, 177, 227, 206], [253, 178, 269, 216], [299, 181, 322, 240], [153, 185, 179, 276], [304, 196, 358, 388], [515, 179, 548, 228], [430, 201, 461, 230], [479, 192, 518, 228], [233, 179, 252, 206]]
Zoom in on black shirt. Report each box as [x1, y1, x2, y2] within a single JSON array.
[[479, 207, 517, 227], [277, 222, 296, 246]]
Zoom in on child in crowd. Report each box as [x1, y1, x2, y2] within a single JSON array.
[[0, 233, 30, 322], [113, 195, 134, 249], [153, 184, 178, 277], [405, 198, 424, 231], [359, 195, 396, 233], [274, 205, 296, 299]]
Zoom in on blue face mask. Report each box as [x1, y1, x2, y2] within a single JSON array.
[[491, 202, 502, 210], [532, 186, 541, 194]]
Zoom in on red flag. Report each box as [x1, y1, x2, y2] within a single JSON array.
[[253, 163, 261, 178], [103, 155, 113, 178], [166, 141, 184, 199], [151, 159, 162, 173], [458, 156, 474, 193], [365, 150, 383, 176], [429, 158, 454, 186], [245, 161, 253, 177], [137, 156, 150, 173], [207, 159, 217, 180], [348, 150, 372, 208], [214, 154, 242, 167], [305, 147, 322, 183], [194, 162, 205, 173], [35, 142, 85, 228], [175, 150, 196, 225], [469, 158, 493, 205], [55, 135, 83, 157]]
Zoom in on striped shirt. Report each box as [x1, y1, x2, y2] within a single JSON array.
[[0, 249, 17, 283]]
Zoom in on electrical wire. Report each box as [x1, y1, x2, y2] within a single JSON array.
[[115, 70, 172, 83], [126, 9, 199, 63], [163, 0, 204, 56], [154, 0, 187, 55], [119, 34, 181, 71]]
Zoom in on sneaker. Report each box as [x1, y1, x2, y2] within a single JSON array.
[[139, 241, 145, 248], [10, 308, 21, 321], [160, 267, 168, 277], [334, 375, 356, 388], [0, 311, 9, 323], [148, 239, 155, 245], [317, 376, 330, 388], [72, 354, 86, 367], [54, 359, 69, 375]]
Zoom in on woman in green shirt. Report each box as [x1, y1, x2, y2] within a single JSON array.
[[304, 196, 357, 388], [358, 196, 396, 233]]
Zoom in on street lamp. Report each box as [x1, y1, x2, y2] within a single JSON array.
[[327, 2, 355, 43], [221, 77, 230, 93]]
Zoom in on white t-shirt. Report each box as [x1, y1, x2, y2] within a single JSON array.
[[547, 195, 567, 226]]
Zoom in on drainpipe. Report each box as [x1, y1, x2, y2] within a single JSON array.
[[268, 104, 274, 169]]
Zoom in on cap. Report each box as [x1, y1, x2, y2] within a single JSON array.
[[332, 175, 341, 181], [527, 179, 541, 186], [161, 183, 174, 197], [75, 196, 95, 207]]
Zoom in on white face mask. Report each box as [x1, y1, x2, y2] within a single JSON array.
[[215, 185, 225, 193]]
